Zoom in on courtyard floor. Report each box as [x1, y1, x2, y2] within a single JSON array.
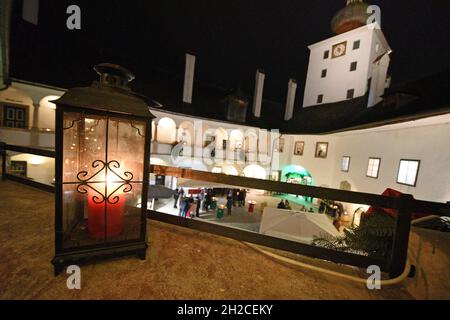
[[0, 180, 413, 300]]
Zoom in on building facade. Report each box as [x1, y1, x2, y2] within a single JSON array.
[[0, 0, 449, 211]]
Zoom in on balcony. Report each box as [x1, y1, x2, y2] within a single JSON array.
[[0, 126, 54, 148]]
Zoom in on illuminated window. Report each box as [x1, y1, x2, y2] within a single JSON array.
[[341, 156, 351, 172], [397, 160, 420, 187], [366, 158, 381, 178]]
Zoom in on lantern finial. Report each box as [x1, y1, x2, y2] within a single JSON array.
[[94, 63, 135, 89]]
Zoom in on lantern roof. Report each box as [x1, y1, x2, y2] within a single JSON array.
[[53, 63, 155, 119]]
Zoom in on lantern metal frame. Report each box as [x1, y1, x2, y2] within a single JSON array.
[[51, 64, 154, 276]]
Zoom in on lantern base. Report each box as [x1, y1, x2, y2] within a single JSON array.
[[51, 241, 148, 276]]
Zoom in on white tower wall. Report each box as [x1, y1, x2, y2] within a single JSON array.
[[303, 24, 391, 108]]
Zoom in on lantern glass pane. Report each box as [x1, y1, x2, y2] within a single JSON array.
[[105, 118, 147, 242], [107, 118, 146, 182], [62, 112, 108, 248], [61, 112, 147, 249]]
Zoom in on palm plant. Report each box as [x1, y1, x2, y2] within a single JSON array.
[[312, 213, 395, 259]]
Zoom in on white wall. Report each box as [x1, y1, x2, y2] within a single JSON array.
[[38, 132, 55, 148], [10, 153, 55, 185], [277, 118, 450, 210], [331, 122, 450, 203]]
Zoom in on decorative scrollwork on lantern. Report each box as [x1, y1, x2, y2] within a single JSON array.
[[63, 117, 83, 130], [75, 160, 135, 205], [107, 160, 134, 182], [130, 121, 146, 138], [76, 160, 106, 182]]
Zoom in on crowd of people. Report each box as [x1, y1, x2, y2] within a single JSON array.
[[277, 199, 292, 210], [173, 188, 248, 218], [173, 188, 202, 218], [318, 199, 344, 217], [226, 189, 247, 216], [174, 187, 320, 218], [277, 199, 315, 213]]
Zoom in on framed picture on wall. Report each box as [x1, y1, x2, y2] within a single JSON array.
[[315, 142, 328, 159], [294, 141, 305, 156]]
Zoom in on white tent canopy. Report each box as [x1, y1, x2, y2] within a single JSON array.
[[259, 208, 342, 244]]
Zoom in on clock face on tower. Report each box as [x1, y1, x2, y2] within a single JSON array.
[[332, 41, 347, 58]]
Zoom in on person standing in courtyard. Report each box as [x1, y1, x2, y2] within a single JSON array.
[[205, 189, 212, 211], [199, 189, 205, 211], [240, 189, 247, 207], [226, 193, 233, 216], [173, 188, 180, 208], [237, 189, 243, 207], [232, 189, 239, 207], [195, 196, 201, 217], [179, 197, 188, 218], [284, 200, 292, 210]]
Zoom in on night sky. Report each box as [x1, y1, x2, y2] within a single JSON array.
[[10, 0, 450, 105]]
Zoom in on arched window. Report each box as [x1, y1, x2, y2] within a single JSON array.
[[39, 95, 59, 131], [243, 164, 267, 179], [156, 117, 177, 144], [229, 129, 244, 151], [177, 121, 194, 145]]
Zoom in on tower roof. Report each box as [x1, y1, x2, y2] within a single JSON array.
[[331, 0, 371, 35]]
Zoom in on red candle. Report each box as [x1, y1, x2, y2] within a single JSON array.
[[88, 187, 125, 239]]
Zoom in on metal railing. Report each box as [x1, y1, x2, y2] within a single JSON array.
[[1, 142, 449, 279], [150, 165, 450, 278]]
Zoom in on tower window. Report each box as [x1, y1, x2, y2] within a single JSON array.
[[341, 156, 351, 172], [321, 69, 327, 78], [397, 159, 420, 187], [317, 94, 324, 104], [353, 40, 360, 50], [350, 61, 357, 71], [347, 89, 355, 99], [323, 50, 329, 59], [367, 157, 381, 178]]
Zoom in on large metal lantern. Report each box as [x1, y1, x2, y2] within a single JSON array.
[[51, 64, 154, 275]]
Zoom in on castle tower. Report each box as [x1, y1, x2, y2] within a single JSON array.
[[302, 0, 391, 108]]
